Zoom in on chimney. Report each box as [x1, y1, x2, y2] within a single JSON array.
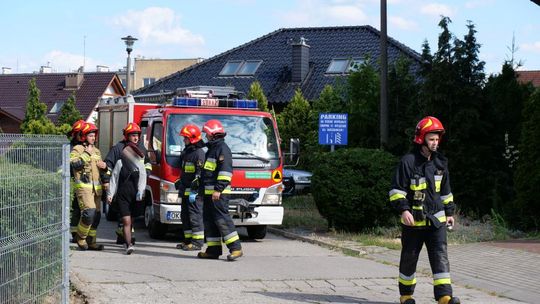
[[40, 66, 52, 74], [96, 65, 109, 72], [65, 72, 84, 90], [1, 67, 11, 74], [291, 37, 310, 83]]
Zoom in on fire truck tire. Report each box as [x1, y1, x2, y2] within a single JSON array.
[[247, 225, 267, 239], [148, 218, 167, 239], [105, 202, 117, 221]]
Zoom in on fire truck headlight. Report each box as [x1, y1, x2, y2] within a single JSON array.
[[262, 183, 282, 205], [160, 180, 179, 204]]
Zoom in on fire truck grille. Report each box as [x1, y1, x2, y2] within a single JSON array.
[[229, 193, 257, 202]]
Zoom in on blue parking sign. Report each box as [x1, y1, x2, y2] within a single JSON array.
[[319, 113, 348, 145]]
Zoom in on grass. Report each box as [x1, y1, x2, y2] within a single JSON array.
[[280, 194, 535, 250]]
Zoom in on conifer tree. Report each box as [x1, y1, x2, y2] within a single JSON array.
[[20, 78, 57, 134], [277, 89, 311, 158], [247, 81, 269, 112], [58, 93, 82, 126]]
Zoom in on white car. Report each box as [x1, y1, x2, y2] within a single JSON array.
[[283, 169, 312, 195]]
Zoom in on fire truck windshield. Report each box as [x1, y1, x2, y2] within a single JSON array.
[[166, 114, 279, 162]]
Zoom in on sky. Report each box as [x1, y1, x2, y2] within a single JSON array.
[[1, 0, 539, 75]]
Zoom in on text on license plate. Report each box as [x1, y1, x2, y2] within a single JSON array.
[[166, 211, 182, 221]]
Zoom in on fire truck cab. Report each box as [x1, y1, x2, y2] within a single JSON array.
[[98, 86, 287, 240]]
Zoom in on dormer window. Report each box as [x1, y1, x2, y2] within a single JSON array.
[[219, 60, 262, 76], [326, 58, 364, 74], [49, 101, 64, 114]]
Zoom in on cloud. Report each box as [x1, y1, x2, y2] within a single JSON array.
[[464, 0, 494, 9], [112, 7, 204, 48], [389, 16, 418, 31], [521, 41, 540, 53], [420, 3, 455, 17], [276, 0, 371, 27], [43, 50, 99, 73]]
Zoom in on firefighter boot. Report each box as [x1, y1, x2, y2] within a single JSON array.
[[438, 296, 461, 304], [399, 295, 415, 304], [86, 235, 104, 251], [197, 252, 220, 259], [226, 250, 243, 261], [76, 235, 88, 251]]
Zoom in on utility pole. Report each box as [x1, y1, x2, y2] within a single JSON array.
[[380, 0, 388, 149]]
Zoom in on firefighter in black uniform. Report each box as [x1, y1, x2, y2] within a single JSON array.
[[175, 124, 206, 251], [197, 119, 243, 261], [389, 116, 460, 304]]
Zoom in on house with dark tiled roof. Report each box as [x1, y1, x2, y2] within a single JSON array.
[[134, 26, 421, 106], [517, 70, 540, 87], [0, 72, 125, 133]]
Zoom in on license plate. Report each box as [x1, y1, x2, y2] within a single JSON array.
[[166, 211, 182, 221]]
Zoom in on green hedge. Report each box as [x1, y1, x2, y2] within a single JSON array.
[[310, 148, 398, 231]]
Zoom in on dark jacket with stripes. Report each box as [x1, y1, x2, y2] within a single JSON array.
[[201, 138, 233, 195], [176, 141, 205, 195], [389, 148, 455, 227]]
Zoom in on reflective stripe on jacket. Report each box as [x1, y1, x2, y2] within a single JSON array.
[[388, 148, 455, 227], [201, 138, 233, 194]]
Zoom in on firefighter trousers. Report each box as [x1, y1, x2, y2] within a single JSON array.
[[399, 225, 452, 301], [70, 196, 81, 235], [76, 188, 102, 242], [181, 194, 204, 247], [202, 194, 241, 255]]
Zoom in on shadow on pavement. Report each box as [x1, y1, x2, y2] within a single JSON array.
[[250, 291, 394, 304]]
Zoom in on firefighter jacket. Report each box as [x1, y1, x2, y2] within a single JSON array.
[[70, 144, 105, 194], [176, 141, 205, 196], [201, 138, 233, 195], [389, 148, 455, 228]]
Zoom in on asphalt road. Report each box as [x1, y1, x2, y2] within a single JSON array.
[[70, 219, 524, 304]]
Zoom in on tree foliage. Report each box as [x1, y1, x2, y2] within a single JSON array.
[[58, 93, 82, 126], [20, 78, 58, 134], [277, 89, 311, 157], [247, 81, 269, 112], [513, 89, 540, 229]]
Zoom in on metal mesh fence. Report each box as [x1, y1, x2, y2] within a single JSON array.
[[0, 134, 69, 304]]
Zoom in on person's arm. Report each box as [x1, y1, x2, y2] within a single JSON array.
[[388, 157, 414, 226], [70, 145, 87, 171], [441, 168, 456, 225]]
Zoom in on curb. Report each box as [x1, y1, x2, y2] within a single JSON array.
[[268, 227, 388, 256]]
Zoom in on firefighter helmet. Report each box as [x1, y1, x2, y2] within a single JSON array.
[[80, 123, 98, 142], [123, 122, 142, 140], [414, 116, 445, 144], [68, 119, 86, 137], [180, 124, 202, 144], [203, 119, 225, 136]]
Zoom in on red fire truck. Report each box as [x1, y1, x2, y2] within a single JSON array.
[[98, 86, 294, 239]]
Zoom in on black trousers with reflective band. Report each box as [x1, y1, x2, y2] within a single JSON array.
[[399, 224, 452, 300], [181, 194, 204, 247], [203, 194, 241, 255]]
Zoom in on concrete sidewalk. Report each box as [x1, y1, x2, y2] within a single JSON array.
[[271, 228, 540, 304]]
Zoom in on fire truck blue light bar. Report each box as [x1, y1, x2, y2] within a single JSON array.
[[172, 97, 258, 109]]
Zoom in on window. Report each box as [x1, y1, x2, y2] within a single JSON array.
[[149, 121, 163, 164], [326, 58, 365, 74], [219, 61, 243, 76], [326, 59, 350, 74], [49, 101, 64, 114], [143, 78, 156, 87], [219, 60, 262, 76], [237, 60, 262, 75]]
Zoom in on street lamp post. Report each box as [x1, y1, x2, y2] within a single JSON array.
[[380, 0, 388, 149], [121, 35, 138, 95]]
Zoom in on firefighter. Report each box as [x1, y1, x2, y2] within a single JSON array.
[[67, 119, 86, 242], [197, 119, 243, 261], [175, 124, 206, 251], [389, 116, 460, 304], [105, 122, 151, 255], [70, 123, 107, 251]]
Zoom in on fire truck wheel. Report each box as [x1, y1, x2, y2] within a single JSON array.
[[247, 225, 267, 239], [105, 203, 117, 221], [148, 218, 167, 239]]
